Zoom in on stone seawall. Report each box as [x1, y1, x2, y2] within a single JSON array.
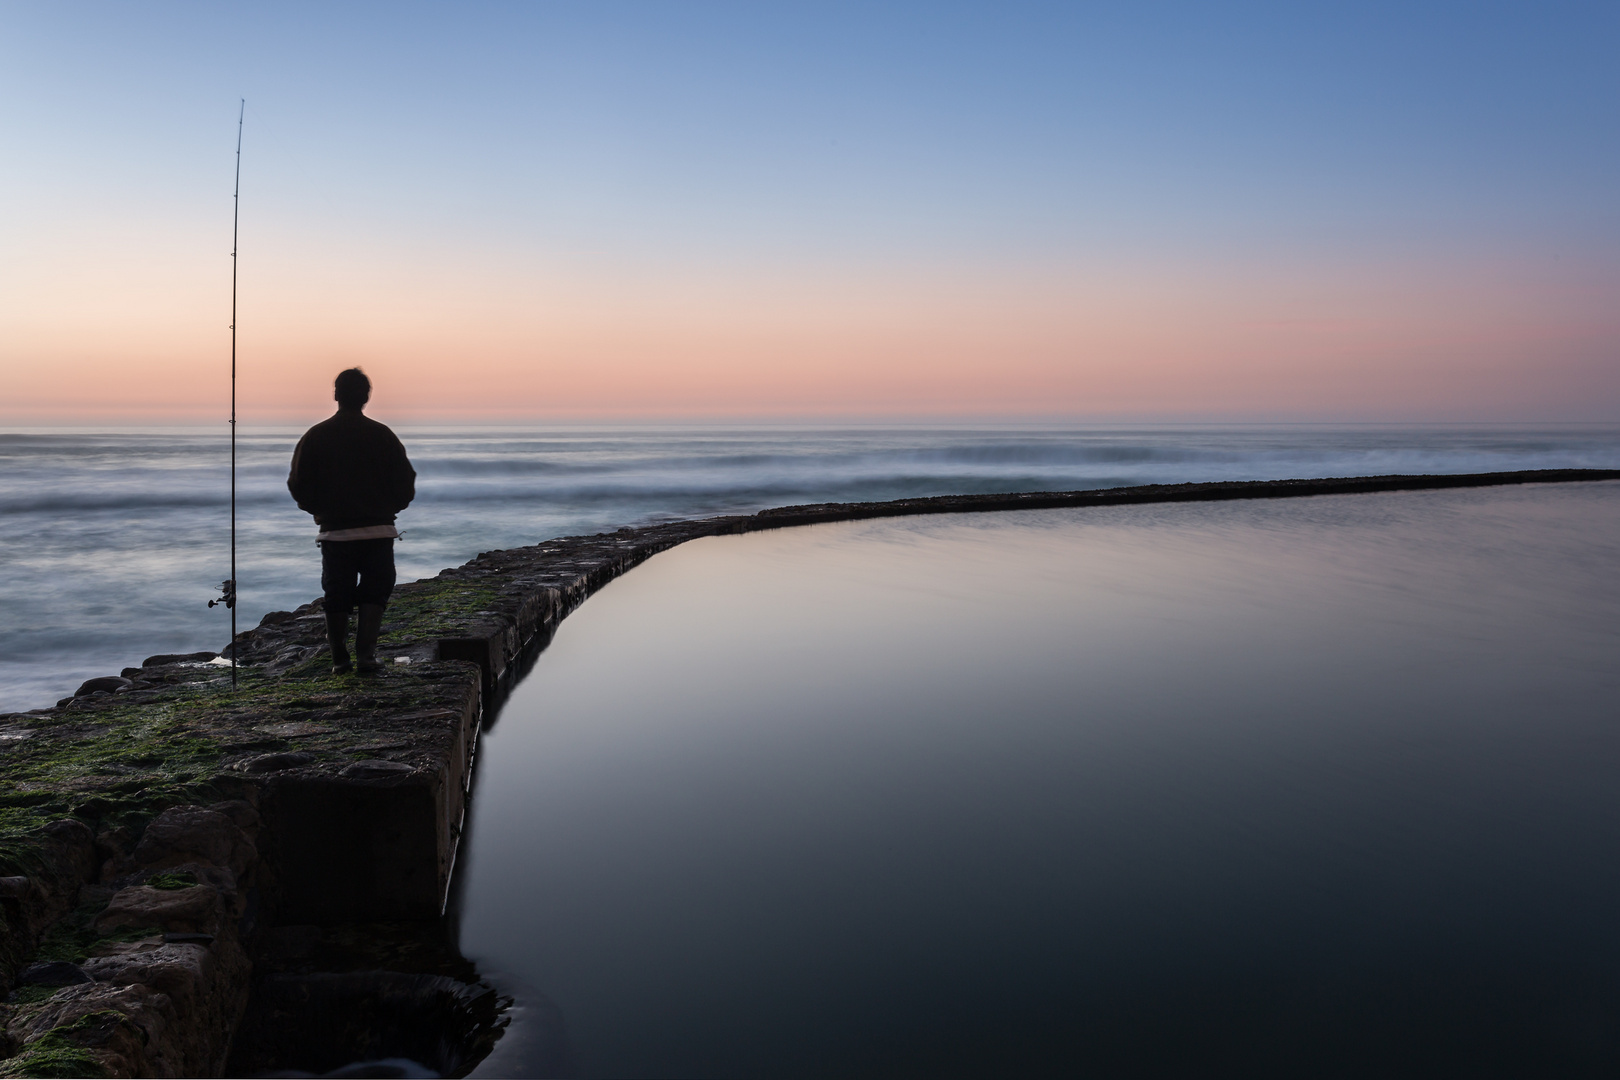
[[1, 469, 1614, 1076]]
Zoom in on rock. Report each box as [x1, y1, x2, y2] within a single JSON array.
[[71, 932, 250, 1076], [6, 981, 170, 1077], [260, 720, 333, 739], [339, 760, 417, 781], [18, 961, 92, 987], [73, 676, 133, 697], [207, 798, 262, 833], [75, 884, 119, 909], [7, 984, 168, 1075], [37, 819, 97, 891], [130, 805, 257, 878], [81, 941, 212, 1017], [142, 861, 238, 897], [235, 751, 316, 774], [0, 875, 30, 899], [267, 645, 323, 673], [95, 824, 136, 862], [142, 651, 218, 666], [94, 884, 221, 936]]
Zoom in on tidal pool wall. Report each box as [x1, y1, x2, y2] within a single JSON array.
[[0, 469, 1614, 1076]]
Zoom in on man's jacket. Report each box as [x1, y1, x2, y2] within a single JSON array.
[[287, 410, 416, 530]]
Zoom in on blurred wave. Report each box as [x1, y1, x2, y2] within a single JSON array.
[[2, 423, 1618, 711]]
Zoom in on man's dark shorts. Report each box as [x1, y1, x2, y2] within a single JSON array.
[[320, 538, 396, 615]]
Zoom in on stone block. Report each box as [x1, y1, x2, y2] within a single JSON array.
[[94, 885, 221, 936], [130, 805, 257, 878]]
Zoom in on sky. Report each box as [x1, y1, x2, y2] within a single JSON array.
[[2, 1, 1618, 423]]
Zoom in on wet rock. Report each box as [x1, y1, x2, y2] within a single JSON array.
[[73, 676, 133, 697], [141, 650, 218, 666], [0, 875, 30, 899], [75, 883, 119, 909], [21, 819, 100, 929], [339, 760, 417, 781], [40, 817, 96, 860], [72, 932, 250, 1075], [267, 644, 325, 674], [72, 795, 113, 819], [5, 981, 169, 1077], [18, 961, 91, 987], [208, 798, 263, 834], [95, 823, 137, 863], [261, 720, 335, 739], [94, 884, 221, 936], [82, 940, 212, 1017], [236, 751, 317, 774], [139, 861, 239, 897], [131, 805, 257, 878]]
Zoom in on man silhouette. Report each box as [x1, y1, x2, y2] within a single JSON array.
[[287, 368, 416, 674]]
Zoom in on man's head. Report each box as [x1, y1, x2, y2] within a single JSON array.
[[334, 368, 371, 411]]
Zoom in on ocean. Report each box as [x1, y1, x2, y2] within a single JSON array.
[[3, 423, 1618, 713]]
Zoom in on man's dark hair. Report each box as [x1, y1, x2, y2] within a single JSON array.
[[334, 368, 372, 410]]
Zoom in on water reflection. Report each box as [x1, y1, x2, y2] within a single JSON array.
[[459, 483, 1620, 1077]]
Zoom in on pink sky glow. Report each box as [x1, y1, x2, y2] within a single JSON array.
[[4, 241, 1616, 424]]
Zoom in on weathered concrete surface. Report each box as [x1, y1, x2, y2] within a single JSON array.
[[0, 469, 1615, 1076]]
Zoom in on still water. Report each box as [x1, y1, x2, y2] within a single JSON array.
[[457, 482, 1620, 1077]]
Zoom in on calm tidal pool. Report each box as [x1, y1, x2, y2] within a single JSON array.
[[458, 482, 1620, 1077]]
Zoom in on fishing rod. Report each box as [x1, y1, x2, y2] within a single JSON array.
[[209, 99, 244, 689]]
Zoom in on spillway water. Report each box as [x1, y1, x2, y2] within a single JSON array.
[[456, 481, 1620, 1077]]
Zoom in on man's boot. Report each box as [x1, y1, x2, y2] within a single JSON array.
[[326, 610, 352, 674], [355, 602, 386, 675]]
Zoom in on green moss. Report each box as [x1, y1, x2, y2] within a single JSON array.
[[0, 1011, 128, 1079], [0, 579, 487, 858], [32, 895, 160, 965], [0, 808, 57, 838], [380, 581, 500, 642], [145, 870, 196, 890], [0, 1045, 108, 1079], [0, 843, 48, 884], [7, 985, 60, 1006]]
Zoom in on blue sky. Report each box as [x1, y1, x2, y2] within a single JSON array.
[[4, 2, 1618, 421], [10, 2, 1617, 255]]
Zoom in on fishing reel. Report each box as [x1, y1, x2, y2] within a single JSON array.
[[209, 578, 236, 610]]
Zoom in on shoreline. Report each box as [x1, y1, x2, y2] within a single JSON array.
[[2, 468, 1616, 1076]]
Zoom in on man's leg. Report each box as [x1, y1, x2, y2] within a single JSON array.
[[320, 541, 362, 674], [353, 538, 398, 675]]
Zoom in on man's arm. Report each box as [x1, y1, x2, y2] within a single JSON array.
[[386, 431, 416, 513], [287, 433, 322, 514]]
